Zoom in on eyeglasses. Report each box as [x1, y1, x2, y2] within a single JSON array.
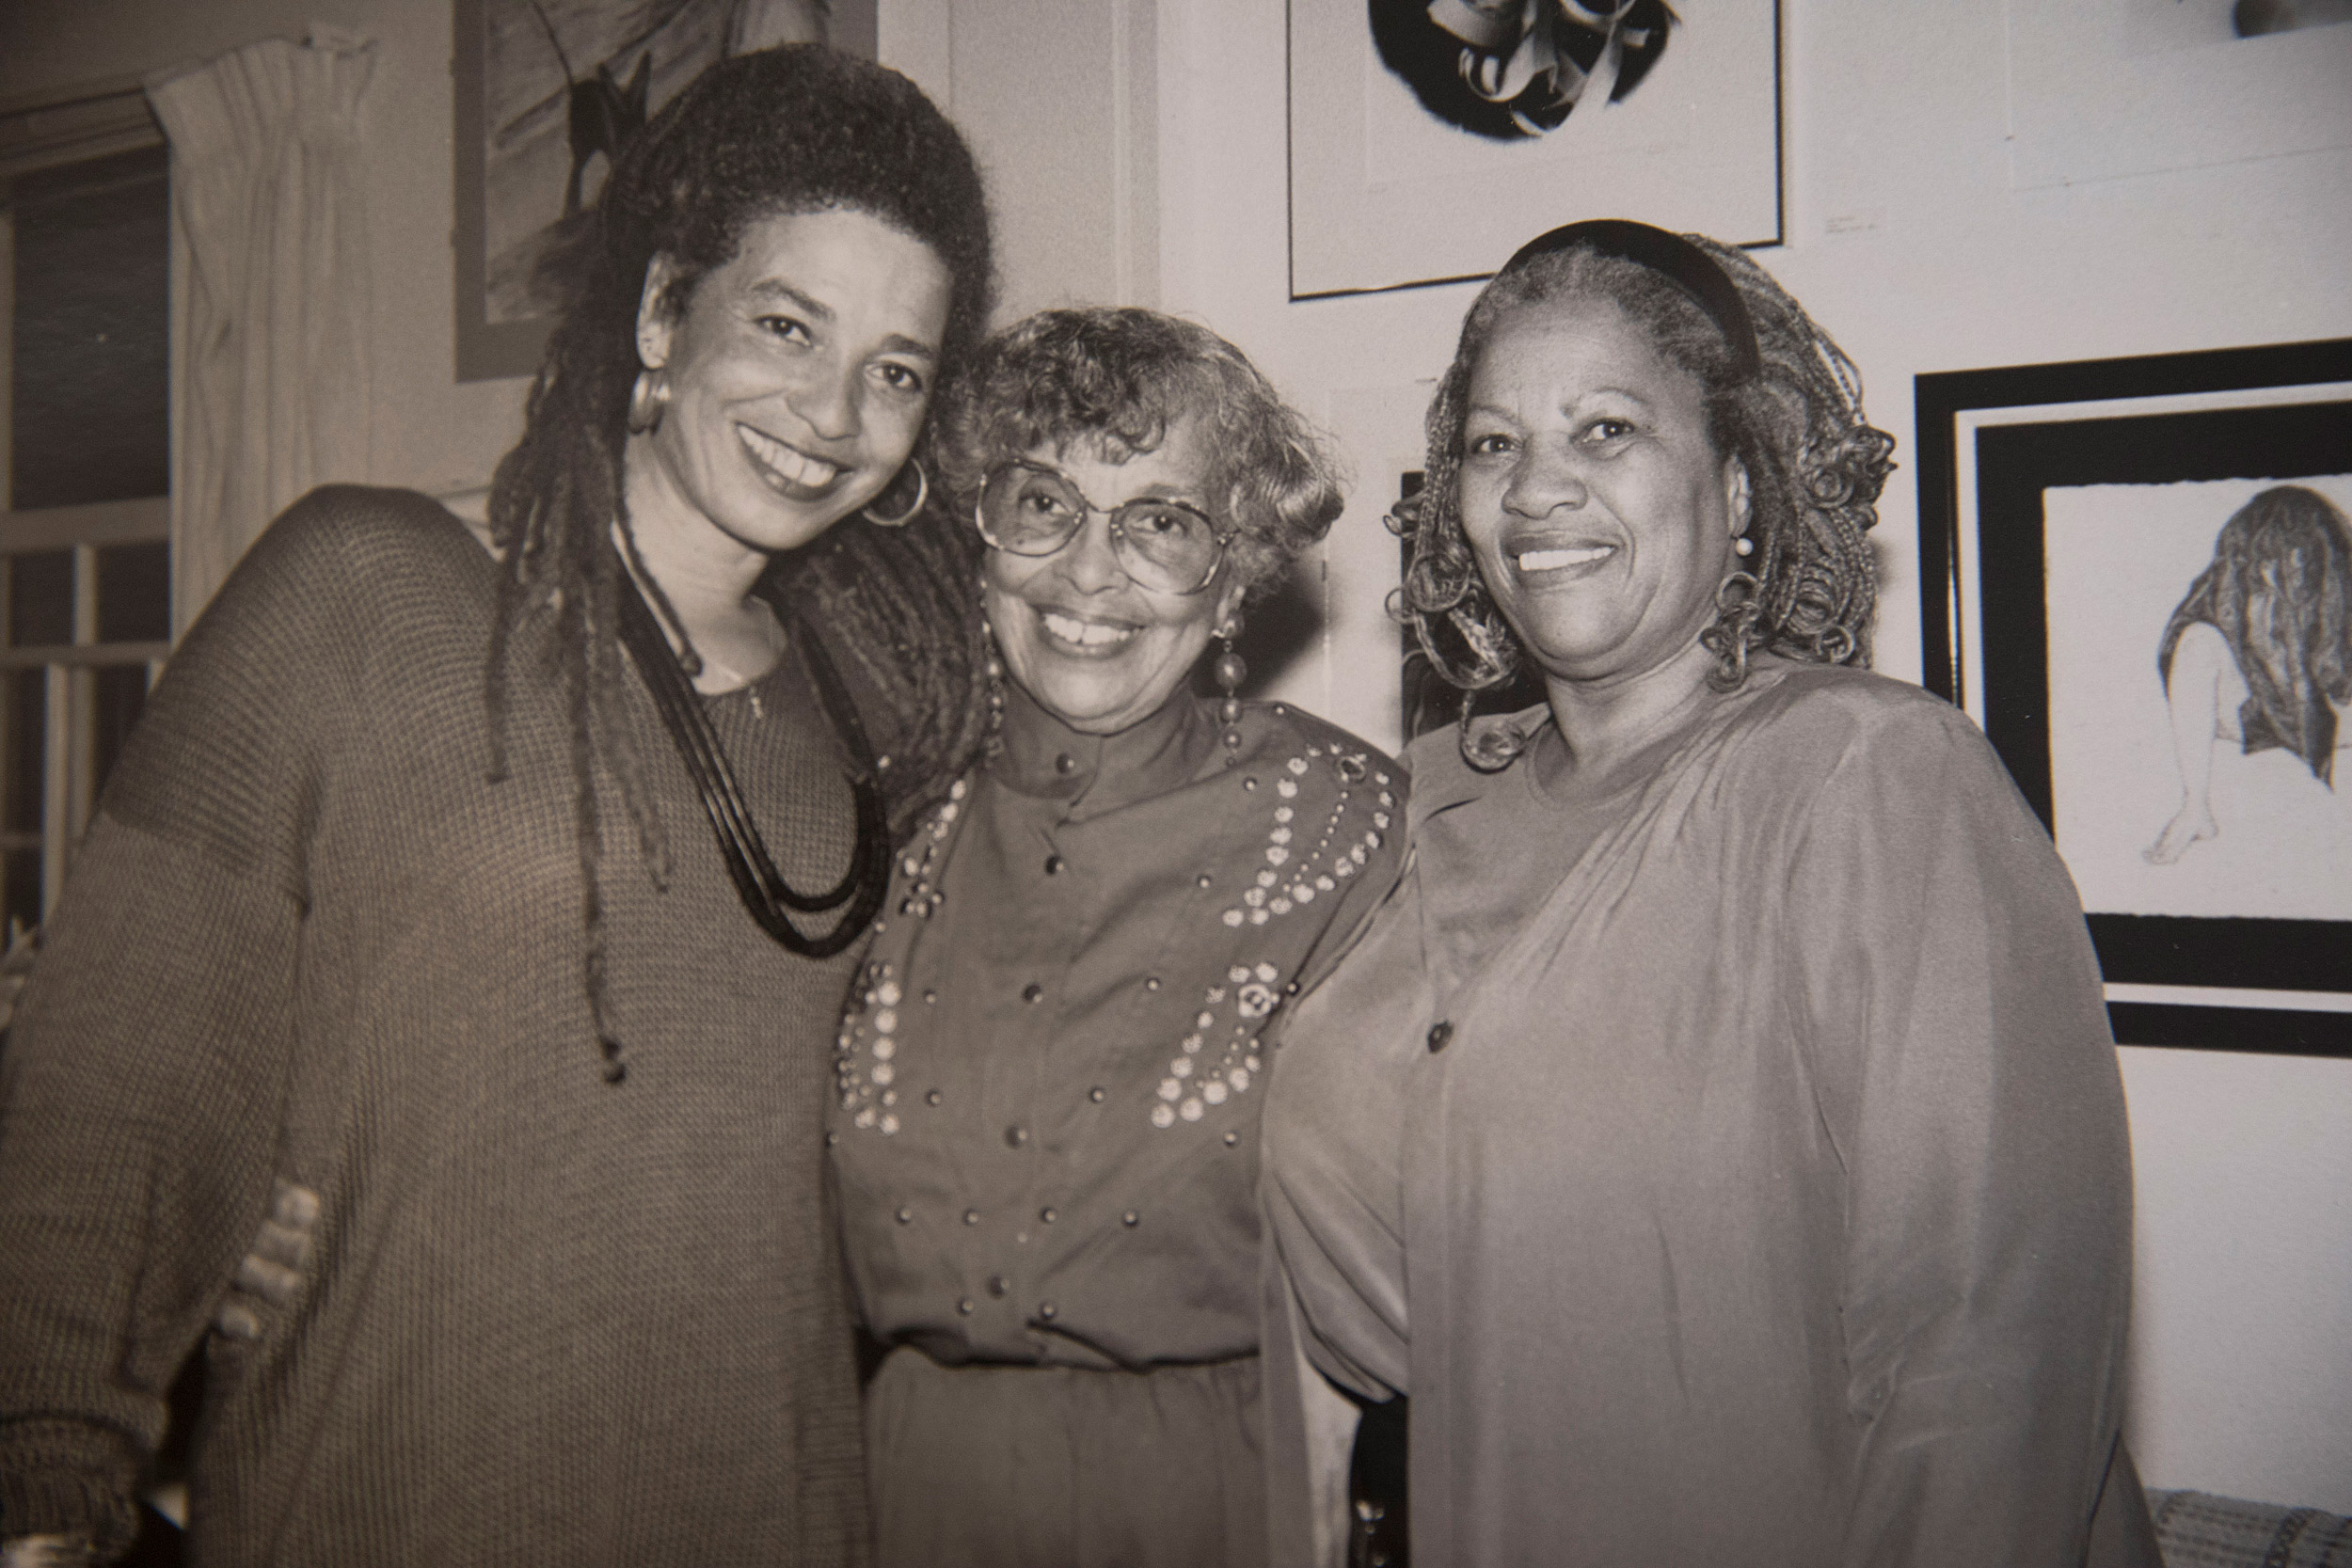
[[976, 459, 1233, 595]]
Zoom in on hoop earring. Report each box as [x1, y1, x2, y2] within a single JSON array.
[[627, 370, 671, 436], [1213, 623, 1247, 753], [1714, 570, 1761, 616], [864, 459, 928, 528]]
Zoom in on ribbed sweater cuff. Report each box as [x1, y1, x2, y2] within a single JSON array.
[[0, 1430, 140, 1557]]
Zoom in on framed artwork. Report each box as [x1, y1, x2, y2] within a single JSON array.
[[1285, 0, 1783, 302], [2003, 0, 2352, 190], [1916, 338, 2352, 1056], [453, 0, 878, 382]]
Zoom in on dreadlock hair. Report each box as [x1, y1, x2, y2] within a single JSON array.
[[2158, 484, 2352, 785], [935, 308, 1346, 604], [483, 45, 993, 1081], [1396, 231, 1894, 740]]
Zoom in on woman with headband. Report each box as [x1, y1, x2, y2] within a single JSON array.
[[1259, 223, 2155, 1566]]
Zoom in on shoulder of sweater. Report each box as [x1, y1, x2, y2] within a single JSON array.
[[265, 484, 470, 565], [1391, 673, 1984, 816], [221, 485, 474, 606], [168, 487, 455, 650], [160, 488, 490, 710], [1396, 712, 1522, 815]]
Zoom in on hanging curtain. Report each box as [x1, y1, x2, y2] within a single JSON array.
[[146, 27, 374, 640]]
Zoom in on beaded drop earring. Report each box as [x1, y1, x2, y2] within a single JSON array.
[[1214, 623, 1247, 752], [980, 586, 1008, 760]]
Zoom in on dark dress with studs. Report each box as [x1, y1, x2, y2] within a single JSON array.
[[829, 682, 1402, 1568]]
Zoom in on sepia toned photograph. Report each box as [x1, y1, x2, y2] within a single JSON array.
[[4, 1, 2351, 1564]]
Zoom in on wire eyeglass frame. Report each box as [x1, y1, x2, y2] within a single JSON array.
[[976, 458, 1235, 595]]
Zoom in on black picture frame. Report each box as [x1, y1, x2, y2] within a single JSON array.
[[1915, 338, 2352, 1058]]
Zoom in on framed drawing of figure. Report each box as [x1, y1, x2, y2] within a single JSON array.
[[1918, 338, 2352, 1056]]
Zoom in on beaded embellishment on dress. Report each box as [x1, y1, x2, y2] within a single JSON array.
[[831, 725, 1395, 1135]]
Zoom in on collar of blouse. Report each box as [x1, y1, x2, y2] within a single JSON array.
[[993, 678, 1222, 818]]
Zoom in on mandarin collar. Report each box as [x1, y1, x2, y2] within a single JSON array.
[[994, 680, 1219, 816]]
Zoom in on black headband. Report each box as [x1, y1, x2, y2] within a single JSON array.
[[1501, 219, 1762, 382]]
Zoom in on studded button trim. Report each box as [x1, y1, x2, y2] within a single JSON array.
[[1142, 743, 1392, 1132], [837, 726, 1401, 1156]]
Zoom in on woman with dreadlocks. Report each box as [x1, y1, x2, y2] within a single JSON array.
[[1258, 223, 2155, 1567], [0, 46, 989, 1565], [2144, 484, 2352, 865]]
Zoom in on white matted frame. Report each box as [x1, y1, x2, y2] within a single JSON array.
[[1284, 0, 1782, 302]]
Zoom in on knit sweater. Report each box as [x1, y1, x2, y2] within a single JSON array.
[[0, 488, 873, 1564]]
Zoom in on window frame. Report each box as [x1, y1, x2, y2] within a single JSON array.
[[0, 79, 171, 926]]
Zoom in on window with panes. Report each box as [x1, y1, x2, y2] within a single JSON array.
[[1, 93, 171, 939]]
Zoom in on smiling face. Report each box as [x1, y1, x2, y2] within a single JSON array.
[[982, 417, 1244, 736], [1456, 296, 1750, 691], [627, 206, 953, 564]]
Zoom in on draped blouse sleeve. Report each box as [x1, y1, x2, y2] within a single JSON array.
[[1787, 688, 2134, 1568]]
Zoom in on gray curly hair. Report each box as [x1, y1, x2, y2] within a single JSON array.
[[936, 308, 1346, 602], [1395, 233, 1894, 711]]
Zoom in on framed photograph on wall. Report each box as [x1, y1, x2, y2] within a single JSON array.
[[1916, 338, 2352, 1057], [1285, 0, 1782, 301], [453, 0, 877, 383]]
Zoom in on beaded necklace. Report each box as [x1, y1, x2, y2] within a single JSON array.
[[615, 564, 890, 958]]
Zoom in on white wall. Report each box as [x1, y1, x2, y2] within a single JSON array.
[[910, 0, 2352, 1513], [2122, 1046, 2352, 1507], [882, 0, 1160, 321]]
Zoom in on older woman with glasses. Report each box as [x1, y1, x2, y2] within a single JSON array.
[[827, 308, 1401, 1567]]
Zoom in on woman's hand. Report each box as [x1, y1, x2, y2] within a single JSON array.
[[214, 1180, 320, 1340]]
